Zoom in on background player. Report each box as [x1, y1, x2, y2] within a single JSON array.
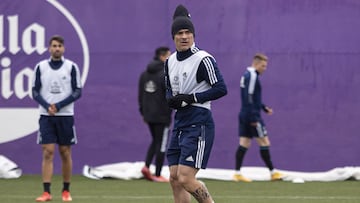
[[233, 53, 284, 182], [32, 35, 82, 202], [138, 46, 172, 182]]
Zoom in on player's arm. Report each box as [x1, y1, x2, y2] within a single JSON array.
[[164, 60, 173, 100], [31, 65, 50, 109], [262, 104, 273, 115], [138, 73, 145, 115], [193, 56, 227, 103], [54, 64, 82, 111], [244, 73, 260, 122]]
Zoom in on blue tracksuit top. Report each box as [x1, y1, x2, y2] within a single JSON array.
[[240, 67, 267, 122]]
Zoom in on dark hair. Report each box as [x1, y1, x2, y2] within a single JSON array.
[[49, 35, 64, 45], [154, 46, 170, 60]]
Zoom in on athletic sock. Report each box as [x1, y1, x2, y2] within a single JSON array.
[[260, 146, 274, 171], [62, 182, 70, 192], [235, 145, 248, 171], [43, 182, 51, 193]]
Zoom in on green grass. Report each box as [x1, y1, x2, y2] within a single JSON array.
[[1, 175, 359, 203]]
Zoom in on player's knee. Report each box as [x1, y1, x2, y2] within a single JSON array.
[[239, 137, 251, 147], [256, 137, 270, 146], [59, 151, 71, 161], [58, 148, 71, 160], [177, 174, 194, 188], [169, 173, 178, 182], [169, 169, 179, 183], [43, 149, 54, 161]]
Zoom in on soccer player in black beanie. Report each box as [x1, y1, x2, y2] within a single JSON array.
[[165, 4, 227, 203]]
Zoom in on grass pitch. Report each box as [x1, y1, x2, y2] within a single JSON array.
[[1, 175, 359, 203]]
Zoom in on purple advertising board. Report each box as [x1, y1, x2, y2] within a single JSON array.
[[0, 0, 359, 174]]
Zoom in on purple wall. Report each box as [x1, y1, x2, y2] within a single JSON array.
[[0, 0, 359, 174]]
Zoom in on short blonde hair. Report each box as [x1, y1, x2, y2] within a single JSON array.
[[253, 53, 268, 62]]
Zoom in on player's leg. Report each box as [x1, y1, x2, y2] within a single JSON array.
[[153, 124, 169, 181], [176, 124, 214, 203], [145, 123, 156, 168], [234, 117, 252, 182], [254, 122, 283, 180], [177, 165, 213, 203], [58, 145, 72, 202], [35, 144, 55, 202], [256, 136, 282, 180], [59, 146, 72, 186], [57, 116, 76, 201], [236, 137, 252, 169], [59, 145, 73, 201], [41, 144, 56, 188], [169, 165, 191, 203], [167, 130, 190, 202], [254, 121, 274, 170], [237, 137, 251, 165], [142, 123, 156, 180], [233, 137, 252, 182], [255, 136, 274, 170], [36, 116, 56, 201]]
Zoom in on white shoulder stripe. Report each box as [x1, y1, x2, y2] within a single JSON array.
[[191, 46, 200, 53], [203, 57, 218, 85], [248, 70, 257, 94]]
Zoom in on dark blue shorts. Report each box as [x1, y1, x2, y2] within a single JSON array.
[[37, 115, 77, 145], [239, 117, 267, 138], [167, 124, 214, 169]]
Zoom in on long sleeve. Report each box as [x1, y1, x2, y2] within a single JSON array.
[[32, 65, 50, 109], [138, 72, 144, 115], [164, 60, 173, 100], [241, 70, 261, 122], [54, 64, 82, 111], [194, 56, 227, 103]]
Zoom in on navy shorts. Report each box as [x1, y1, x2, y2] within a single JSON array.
[[239, 117, 267, 138], [167, 124, 214, 169], [37, 115, 77, 145]]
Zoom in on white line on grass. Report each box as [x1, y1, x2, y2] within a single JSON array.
[[2, 195, 359, 200], [214, 195, 360, 200]]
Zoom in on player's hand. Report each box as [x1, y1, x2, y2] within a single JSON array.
[[264, 106, 273, 115], [176, 94, 195, 105], [167, 94, 195, 109], [250, 122, 258, 127], [48, 104, 57, 116], [168, 96, 182, 109]]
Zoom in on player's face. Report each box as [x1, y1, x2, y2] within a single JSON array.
[[159, 50, 171, 62], [174, 29, 194, 52], [255, 60, 267, 74], [49, 40, 65, 60]]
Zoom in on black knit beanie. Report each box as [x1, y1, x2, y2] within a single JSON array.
[[171, 5, 195, 39]]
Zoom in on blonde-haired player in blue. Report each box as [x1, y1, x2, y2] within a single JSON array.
[[233, 53, 284, 182]]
